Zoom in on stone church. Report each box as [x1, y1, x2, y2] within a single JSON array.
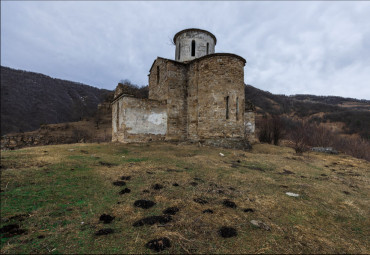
[[112, 28, 255, 149]]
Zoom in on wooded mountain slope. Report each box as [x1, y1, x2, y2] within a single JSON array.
[[1, 66, 110, 135], [244, 85, 370, 139]]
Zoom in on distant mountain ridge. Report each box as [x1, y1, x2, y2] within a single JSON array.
[[1, 66, 369, 140], [1, 66, 110, 135], [244, 84, 370, 139]]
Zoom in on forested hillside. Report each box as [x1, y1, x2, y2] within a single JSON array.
[[1, 66, 110, 135]]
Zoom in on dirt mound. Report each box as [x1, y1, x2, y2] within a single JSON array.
[[120, 176, 131, 180], [280, 169, 295, 175], [0, 224, 27, 237], [113, 181, 126, 186], [163, 207, 179, 215], [133, 215, 172, 227], [95, 228, 114, 236], [99, 161, 118, 167], [223, 199, 237, 208], [193, 198, 208, 205], [167, 169, 182, 172], [152, 184, 164, 190], [119, 188, 131, 194], [202, 209, 214, 214], [99, 214, 115, 224], [219, 227, 237, 238], [3, 214, 29, 222], [145, 237, 171, 252], [134, 200, 156, 209]]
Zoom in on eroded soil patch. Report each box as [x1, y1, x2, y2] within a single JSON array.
[[280, 169, 295, 175], [99, 161, 118, 167], [120, 176, 131, 180], [134, 200, 156, 209], [99, 214, 115, 224], [203, 209, 214, 214], [113, 181, 126, 186], [133, 215, 172, 227], [119, 188, 131, 194], [152, 184, 164, 190], [219, 227, 237, 238], [193, 198, 208, 205], [145, 237, 171, 252], [2, 214, 29, 222], [223, 199, 237, 208], [0, 224, 27, 237], [95, 228, 114, 236], [163, 207, 179, 215]]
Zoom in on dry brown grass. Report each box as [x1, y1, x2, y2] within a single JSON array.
[[1, 142, 369, 253]]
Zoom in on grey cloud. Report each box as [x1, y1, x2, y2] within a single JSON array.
[[1, 1, 370, 99]]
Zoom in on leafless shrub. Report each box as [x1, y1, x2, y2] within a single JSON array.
[[95, 112, 102, 130], [285, 118, 370, 161], [307, 123, 336, 147], [257, 116, 273, 144], [290, 120, 310, 154], [257, 115, 285, 145], [332, 136, 370, 161], [71, 127, 93, 143], [272, 115, 284, 145]]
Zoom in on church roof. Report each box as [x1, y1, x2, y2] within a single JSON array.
[[173, 28, 217, 45]]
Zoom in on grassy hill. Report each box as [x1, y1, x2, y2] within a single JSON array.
[[1, 142, 369, 253]]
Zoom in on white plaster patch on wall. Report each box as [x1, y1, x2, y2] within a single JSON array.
[[148, 113, 166, 125], [125, 108, 167, 135], [118, 100, 124, 130], [112, 103, 117, 133], [245, 122, 255, 133]]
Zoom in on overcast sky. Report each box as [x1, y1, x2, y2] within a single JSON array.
[[2, 1, 370, 100]]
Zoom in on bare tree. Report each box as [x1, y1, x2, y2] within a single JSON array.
[[272, 115, 284, 145], [257, 115, 285, 145], [290, 120, 310, 154]]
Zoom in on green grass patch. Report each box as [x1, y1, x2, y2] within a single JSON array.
[[241, 161, 276, 172]]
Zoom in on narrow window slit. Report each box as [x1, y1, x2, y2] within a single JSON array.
[[191, 40, 196, 57], [178, 43, 181, 60], [236, 97, 239, 120], [226, 96, 229, 120]]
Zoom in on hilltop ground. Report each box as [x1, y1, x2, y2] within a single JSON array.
[[1, 142, 369, 254]]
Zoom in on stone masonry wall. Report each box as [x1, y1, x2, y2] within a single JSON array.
[[148, 58, 169, 101], [112, 96, 167, 143], [187, 54, 246, 140], [164, 61, 188, 141], [175, 30, 216, 62], [148, 58, 188, 141]]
